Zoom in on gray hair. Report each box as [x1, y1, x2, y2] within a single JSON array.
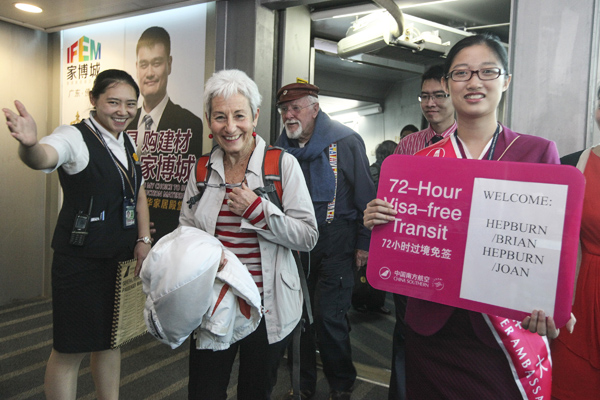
[[305, 95, 319, 106], [203, 69, 262, 120]]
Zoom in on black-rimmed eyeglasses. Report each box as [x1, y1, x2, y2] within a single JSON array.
[[418, 93, 450, 102], [447, 67, 505, 82]]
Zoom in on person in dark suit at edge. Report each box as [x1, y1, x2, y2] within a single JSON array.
[[126, 26, 203, 242]]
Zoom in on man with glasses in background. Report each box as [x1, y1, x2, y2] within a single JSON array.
[[394, 65, 456, 156], [388, 64, 456, 400], [275, 83, 375, 400]]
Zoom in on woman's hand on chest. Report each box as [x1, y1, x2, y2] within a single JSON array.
[[228, 182, 259, 216]]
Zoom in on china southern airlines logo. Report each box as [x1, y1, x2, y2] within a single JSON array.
[[379, 267, 391, 280], [425, 147, 445, 157], [66, 36, 101, 64]]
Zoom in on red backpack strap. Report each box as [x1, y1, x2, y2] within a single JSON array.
[[262, 145, 284, 208], [263, 145, 315, 363], [186, 151, 212, 209], [195, 154, 210, 185], [263, 145, 315, 376]]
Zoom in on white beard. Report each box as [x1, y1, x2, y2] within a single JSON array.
[[284, 120, 303, 140]]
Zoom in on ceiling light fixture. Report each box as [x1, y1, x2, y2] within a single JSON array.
[[330, 104, 383, 119], [14, 3, 43, 13], [398, 0, 458, 11]]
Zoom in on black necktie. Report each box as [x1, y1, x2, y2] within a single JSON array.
[[430, 135, 443, 145]]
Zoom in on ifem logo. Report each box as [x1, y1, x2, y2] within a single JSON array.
[[66, 36, 101, 64]]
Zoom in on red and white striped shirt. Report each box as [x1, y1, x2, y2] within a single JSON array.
[[394, 121, 457, 155], [215, 188, 268, 295]]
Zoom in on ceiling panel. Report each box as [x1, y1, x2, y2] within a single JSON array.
[[0, 0, 510, 40], [0, 0, 208, 31], [311, 0, 511, 43], [0, 0, 511, 111], [309, 0, 511, 107]]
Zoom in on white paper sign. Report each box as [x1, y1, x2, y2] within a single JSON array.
[[460, 178, 568, 314]]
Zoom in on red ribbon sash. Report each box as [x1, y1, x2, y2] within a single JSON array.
[[417, 135, 553, 400], [485, 315, 552, 400]]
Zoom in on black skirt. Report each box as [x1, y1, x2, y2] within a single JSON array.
[[51, 252, 126, 353]]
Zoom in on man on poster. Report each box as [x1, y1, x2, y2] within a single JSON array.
[[127, 26, 203, 242]]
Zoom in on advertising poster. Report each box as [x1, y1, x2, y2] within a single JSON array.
[[366, 155, 584, 327], [61, 4, 206, 242]]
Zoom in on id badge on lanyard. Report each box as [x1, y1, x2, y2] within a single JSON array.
[[123, 197, 136, 228], [88, 119, 138, 230]]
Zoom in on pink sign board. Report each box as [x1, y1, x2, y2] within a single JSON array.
[[367, 155, 585, 327]]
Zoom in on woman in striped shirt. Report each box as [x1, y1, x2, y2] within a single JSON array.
[[180, 69, 318, 400]]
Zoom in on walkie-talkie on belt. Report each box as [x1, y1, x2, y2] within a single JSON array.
[[69, 196, 93, 246]]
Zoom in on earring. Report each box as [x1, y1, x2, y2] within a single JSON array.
[[252, 131, 257, 137], [208, 133, 213, 139]]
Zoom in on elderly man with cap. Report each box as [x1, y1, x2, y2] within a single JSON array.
[[275, 83, 376, 400]]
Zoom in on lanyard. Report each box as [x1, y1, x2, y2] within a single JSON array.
[[88, 119, 138, 200], [454, 123, 500, 160], [486, 123, 501, 160]]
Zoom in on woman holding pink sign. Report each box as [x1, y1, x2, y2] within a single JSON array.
[[365, 33, 575, 399], [550, 89, 600, 400]]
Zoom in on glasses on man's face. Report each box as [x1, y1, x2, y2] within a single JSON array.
[[418, 92, 450, 103], [277, 103, 312, 115], [447, 67, 504, 82]]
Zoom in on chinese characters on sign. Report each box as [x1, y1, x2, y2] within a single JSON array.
[[367, 155, 584, 327], [371, 174, 466, 297], [380, 238, 451, 259], [127, 128, 196, 213], [61, 5, 207, 242], [66, 62, 101, 82]]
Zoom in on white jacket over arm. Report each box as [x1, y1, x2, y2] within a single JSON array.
[[141, 226, 263, 350], [180, 136, 318, 344]]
